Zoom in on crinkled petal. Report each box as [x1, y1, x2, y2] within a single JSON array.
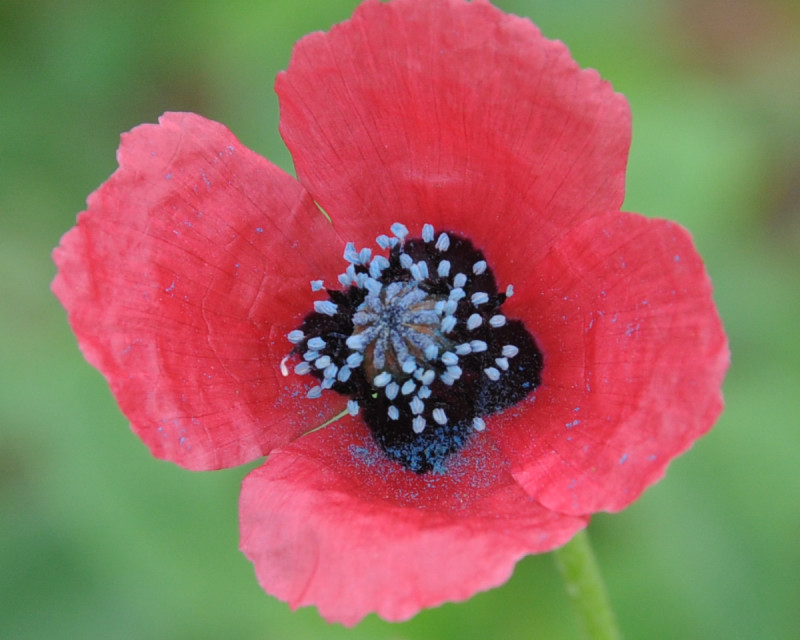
[[498, 212, 729, 514], [240, 417, 586, 625], [277, 0, 631, 263], [52, 112, 347, 470]]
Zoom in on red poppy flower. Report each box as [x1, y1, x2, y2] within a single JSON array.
[[53, 0, 728, 627]]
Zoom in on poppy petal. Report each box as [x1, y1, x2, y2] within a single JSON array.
[[52, 112, 347, 470], [240, 417, 586, 625], [500, 212, 729, 514], [277, 0, 631, 260]]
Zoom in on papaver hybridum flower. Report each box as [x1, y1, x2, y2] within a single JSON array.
[[53, 0, 728, 626]]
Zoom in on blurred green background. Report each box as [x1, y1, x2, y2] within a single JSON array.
[[2, 0, 798, 638]]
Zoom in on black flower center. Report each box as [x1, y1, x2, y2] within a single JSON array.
[[287, 223, 543, 473]]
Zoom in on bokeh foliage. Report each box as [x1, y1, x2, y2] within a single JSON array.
[[1, 0, 798, 638]]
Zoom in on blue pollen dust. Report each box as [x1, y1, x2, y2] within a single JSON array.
[[287, 223, 543, 473]]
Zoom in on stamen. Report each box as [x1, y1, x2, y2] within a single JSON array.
[[472, 260, 487, 275], [453, 273, 467, 288], [388, 405, 400, 420], [347, 399, 360, 416], [391, 222, 409, 240], [385, 381, 399, 400], [337, 366, 352, 382], [287, 329, 304, 344], [346, 335, 366, 351], [399, 253, 414, 269], [472, 417, 486, 432], [374, 372, 392, 387], [435, 232, 450, 252], [471, 292, 489, 306], [303, 350, 319, 361], [422, 223, 434, 242], [441, 351, 459, 366], [466, 314, 482, 330], [437, 260, 451, 278], [484, 367, 501, 381], [440, 316, 457, 333], [418, 386, 432, 399], [376, 234, 391, 250], [410, 396, 425, 415], [343, 242, 360, 264], [307, 385, 322, 399], [495, 357, 509, 370], [346, 352, 364, 367], [449, 288, 465, 302], [307, 337, 326, 350], [294, 362, 311, 375], [314, 355, 331, 369], [314, 300, 338, 316], [310, 279, 324, 291], [502, 344, 520, 358], [432, 408, 448, 425], [358, 247, 372, 264], [421, 369, 436, 386], [424, 344, 439, 360], [505, 284, 514, 297], [489, 314, 506, 328], [412, 416, 426, 434], [470, 340, 488, 352], [401, 379, 417, 395]]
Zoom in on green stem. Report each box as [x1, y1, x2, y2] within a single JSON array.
[[553, 529, 622, 640]]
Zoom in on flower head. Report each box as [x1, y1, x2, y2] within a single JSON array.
[[52, 0, 729, 626]]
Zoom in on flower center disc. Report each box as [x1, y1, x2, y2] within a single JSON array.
[[288, 223, 543, 473]]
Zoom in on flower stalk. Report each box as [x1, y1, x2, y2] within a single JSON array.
[[554, 529, 622, 640]]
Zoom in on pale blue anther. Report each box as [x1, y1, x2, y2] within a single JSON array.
[[495, 357, 509, 371], [358, 247, 372, 264], [455, 343, 473, 355], [446, 365, 462, 379], [385, 381, 399, 400], [440, 316, 457, 333], [416, 261, 429, 279], [338, 272, 352, 287], [365, 278, 382, 296], [472, 260, 487, 275], [343, 242, 360, 264], [376, 234, 391, 249], [410, 396, 425, 415], [369, 255, 389, 279], [432, 408, 448, 425], [449, 288, 465, 302], [323, 363, 338, 379], [287, 329, 304, 344], [473, 416, 486, 432], [401, 379, 416, 395], [337, 366, 352, 382], [471, 292, 489, 306], [489, 315, 506, 327], [310, 279, 324, 291], [314, 355, 332, 369], [453, 273, 467, 288], [321, 377, 335, 389], [303, 350, 320, 361], [346, 352, 364, 367], [441, 351, 459, 366], [399, 253, 414, 269], [502, 345, 519, 358], [505, 284, 514, 297], [484, 367, 501, 381], [421, 369, 436, 386], [437, 260, 451, 278], [440, 371, 456, 386], [410, 263, 424, 281], [346, 335, 367, 351], [294, 361, 312, 375], [388, 405, 400, 420], [424, 344, 439, 360], [307, 336, 326, 350], [444, 299, 458, 315], [470, 340, 488, 353], [390, 222, 409, 240], [466, 314, 482, 330], [422, 223, 434, 242], [347, 399, 360, 416], [314, 300, 338, 316], [401, 358, 417, 374], [434, 300, 445, 314], [418, 386, 432, 399], [306, 385, 322, 399], [374, 371, 392, 387], [355, 272, 368, 288], [435, 232, 450, 252], [412, 416, 426, 434]]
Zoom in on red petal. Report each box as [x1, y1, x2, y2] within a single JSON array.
[[240, 417, 586, 625], [52, 113, 347, 470], [498, 212, 729, 514], [278, 0, 630, 262]]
